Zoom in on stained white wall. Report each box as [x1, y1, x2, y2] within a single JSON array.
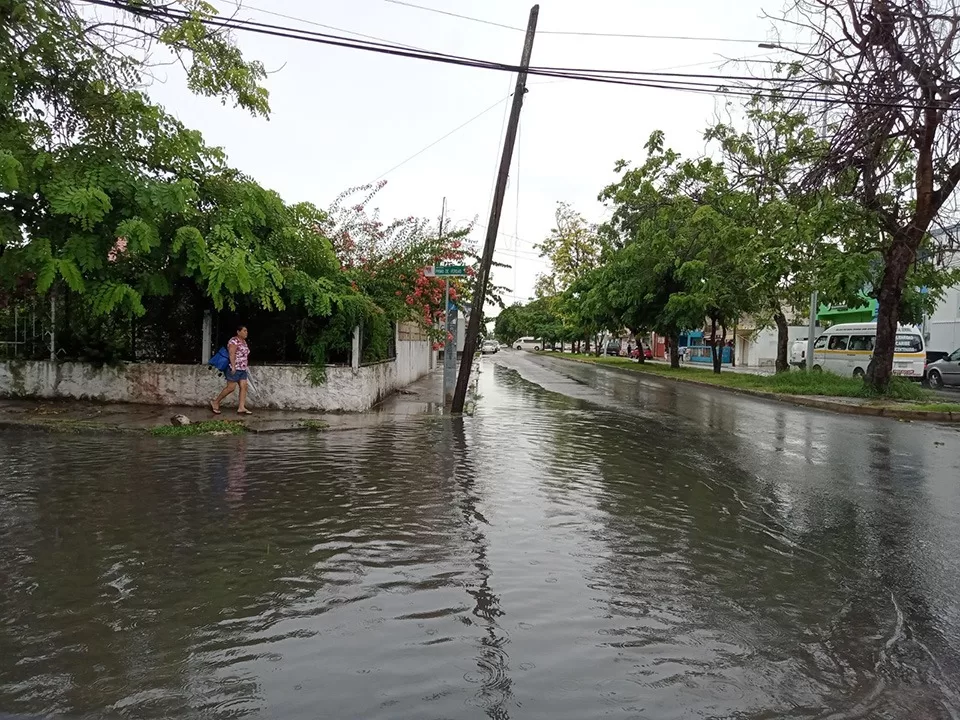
[[928, 285, 960, 353], [738, 326, 812, 368], [0, 339, 433, 412]]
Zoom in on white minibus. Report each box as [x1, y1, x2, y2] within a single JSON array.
[[513, 337, 543, 351], [811, 322, 925, 379]]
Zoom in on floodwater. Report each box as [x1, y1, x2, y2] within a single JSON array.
[[1, 351, 959, 720]]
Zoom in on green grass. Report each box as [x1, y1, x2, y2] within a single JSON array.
[[549, 353, 932, 401], [896, 402, 960, 413], [300, 419, 329, 432], [150, 420, 247, 437]]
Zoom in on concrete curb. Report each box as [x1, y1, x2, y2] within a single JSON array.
[[546, 355, 959, 423]]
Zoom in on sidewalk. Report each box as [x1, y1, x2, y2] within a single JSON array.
[[0, 369, 452, 435]]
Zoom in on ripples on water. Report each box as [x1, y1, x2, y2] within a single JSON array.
[[1, 358, 959, 719]]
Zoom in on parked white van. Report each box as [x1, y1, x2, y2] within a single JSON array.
[[513, 337, 542, 351], [811, 322, 926, 379]]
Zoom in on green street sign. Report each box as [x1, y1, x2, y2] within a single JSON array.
[[434, 265, 467, 277]]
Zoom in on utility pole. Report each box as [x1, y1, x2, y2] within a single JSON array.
[[806, 78, 829, 371], [451, 4, 539, 414]]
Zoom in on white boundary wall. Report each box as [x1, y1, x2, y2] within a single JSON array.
[[0, 333, 433, 412]]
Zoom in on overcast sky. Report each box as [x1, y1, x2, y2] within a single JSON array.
[[144, 0, 790, 309]]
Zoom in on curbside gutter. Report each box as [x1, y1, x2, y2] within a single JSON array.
[[545, 355, 959, 423]]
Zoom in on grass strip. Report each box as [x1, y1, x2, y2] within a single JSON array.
[[150, 420, 247, 437], [547, 353, 931, 401]]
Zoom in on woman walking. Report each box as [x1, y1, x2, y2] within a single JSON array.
[[211, 325, 253, 415]]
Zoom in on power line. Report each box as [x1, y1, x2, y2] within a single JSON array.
[[87, 0, 958, 113], [219, 0, 427, 51], [382, 0, 768, 44], [384, 0, 520, 32], [373, 94, 511, 180]]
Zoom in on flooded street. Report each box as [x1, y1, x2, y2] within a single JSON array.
[[2, 351, 960, 719]]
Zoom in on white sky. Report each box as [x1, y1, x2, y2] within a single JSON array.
[[144, 0, 788, 309]]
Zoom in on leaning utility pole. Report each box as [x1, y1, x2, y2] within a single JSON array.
[[451, 4, 539, 414]]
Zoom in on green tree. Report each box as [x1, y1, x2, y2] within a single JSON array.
[[494, 303, 526, 346], [0, 0, 280, 329], [706, 101, 872, 373], [769, 0, 960, 390], [534, 202, 605, 298], [599, 132, 759, 372]]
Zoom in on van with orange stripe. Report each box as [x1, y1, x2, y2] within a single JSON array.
[[811, 322, 926, 379]]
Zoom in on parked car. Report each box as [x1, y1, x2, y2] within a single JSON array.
[[925, 348, 960, 388], [790, 339, 808, 368], [630, 344, 653, 360], [927, 350, 950, 365], [481, 340, 499, 354], [604, 339, 622, 356]]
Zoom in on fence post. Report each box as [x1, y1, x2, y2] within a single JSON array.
[[201, 310, 212, 364], [351, 325, 360, 373], [49, 292, 56, 362]]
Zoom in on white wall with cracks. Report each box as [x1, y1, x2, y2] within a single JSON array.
[[0, 334, 435, 412]]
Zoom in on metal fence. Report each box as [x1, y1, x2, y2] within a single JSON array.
[[0, 296, 55, 361], [1, 289, 397, 366]]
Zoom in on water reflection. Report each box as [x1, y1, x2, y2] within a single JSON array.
[[1, 353, 959, 719], [450, 419, 512, 718]]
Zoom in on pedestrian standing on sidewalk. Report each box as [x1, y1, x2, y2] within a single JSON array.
[[212, 325, 253, 416]]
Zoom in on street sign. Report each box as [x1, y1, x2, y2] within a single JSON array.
[[433, 265, 467, 277]]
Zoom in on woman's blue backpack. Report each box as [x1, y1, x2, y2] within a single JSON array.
[[208, 347, 230, 372]]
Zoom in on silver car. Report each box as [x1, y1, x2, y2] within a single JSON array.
[[926, 348, 960, 388]]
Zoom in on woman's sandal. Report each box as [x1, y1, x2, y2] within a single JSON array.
[[210, 402, 221, 415], [237, 409, 253, 415]]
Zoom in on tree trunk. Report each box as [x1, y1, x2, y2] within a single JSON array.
[[867, 241, 914, 391], [732, 321, 738, 367], [717, 322, 727, 375], [630, 328, 645, 364], [773, 307, 790, 374], [710, 315, 720, 374], [670, 331, 681, 369]]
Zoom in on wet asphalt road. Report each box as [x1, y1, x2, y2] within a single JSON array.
[[1, 349, 959, 719]]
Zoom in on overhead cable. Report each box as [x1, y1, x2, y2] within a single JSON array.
[[86, 0, 957, 113]]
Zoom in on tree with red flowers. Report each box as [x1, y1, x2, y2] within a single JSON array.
[[323, 184, 478, 347]]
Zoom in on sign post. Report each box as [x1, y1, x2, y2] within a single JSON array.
[[429, 265, 468, 407], [443, 279, 457, 406]]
